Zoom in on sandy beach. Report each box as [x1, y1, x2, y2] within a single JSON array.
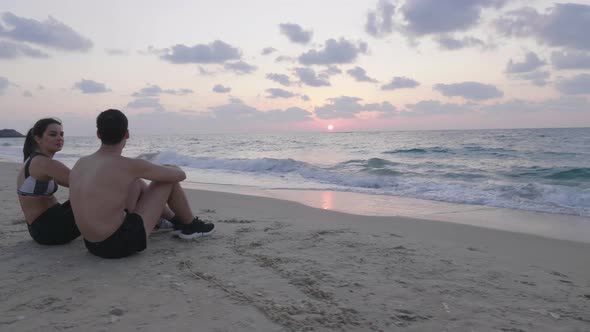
[[1, 160, 589, 331]]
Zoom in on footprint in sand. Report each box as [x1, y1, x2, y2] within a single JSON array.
[[219, 218, 254, 224], [550, 271, 569, 278], [391, 309, 431, 326], [109, 308, 125, 316], [108, 308, 125, 323], [467, 247, 484, 252]]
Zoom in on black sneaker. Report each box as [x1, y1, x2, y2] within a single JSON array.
[[177, 218, 215, 240], [169, 216, 188, 235]]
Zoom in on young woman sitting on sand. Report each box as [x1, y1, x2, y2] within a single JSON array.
[[16, 118, 80, 245]]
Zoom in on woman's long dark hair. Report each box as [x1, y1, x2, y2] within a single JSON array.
[[23, 118, 62, 161]]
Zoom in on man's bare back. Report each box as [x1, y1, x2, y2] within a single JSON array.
[[70, 152, 141, 242]]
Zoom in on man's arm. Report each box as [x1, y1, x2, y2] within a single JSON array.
[[129, 158, 186, 183]]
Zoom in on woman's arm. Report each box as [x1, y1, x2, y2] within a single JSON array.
[[42, 159, 71, 187]]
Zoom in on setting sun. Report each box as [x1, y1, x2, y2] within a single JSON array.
[[327, 124, 334, 131]]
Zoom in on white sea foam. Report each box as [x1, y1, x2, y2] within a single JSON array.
[[151, 149, 590, 217]]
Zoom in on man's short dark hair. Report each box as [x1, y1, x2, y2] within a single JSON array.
[[97, 109, 128, 145]]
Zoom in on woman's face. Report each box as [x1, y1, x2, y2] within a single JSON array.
[[35, 123, 64, 154]]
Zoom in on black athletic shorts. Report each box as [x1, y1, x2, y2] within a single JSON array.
[[27, 200, 80, 245], [84, 211, 147, 259]]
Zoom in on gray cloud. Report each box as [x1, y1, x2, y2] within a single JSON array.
[[301, 95, 310, 101], [210, 97, 257, 120], [0, 12, 92, 51], [365, 0, 396, 38], [261, 47, 276, 55], [403, 100, 472, 115], [73, 79, 110, 94], [227, 96, 243, 103], [0, 76, 10, 95], [198, 66, 216, 76], [482, 96, 589, 113], [298, 38, 368, 65], [315, 96, 396, 119], [347, 66, 378, 83], [171, 88, 193, 95], [138, 45, 168, 56], [319, 65, 342, 79], [262, 107, 312, 122], [556, 74, 590, 95], [495, 4, 590, 50], [381, 76, 420, 90], [279, 23, 313, 44], [66, 103, 315, 135], [0, 40, 49, 59], [434, 82, 503, 100], [127, 97, 165, 112], [275, 55, 294, 63], [400, 0, 507, 36], [493, 7, 537, 38], [224, 61, 257, 75], [551, 51, 590, 70], [504, 52, 549, 86], [213, 84, 231, 93], [520, 70, 550, 87], [23, 90, 32, 97], [436, 35, 485, 50], [294, 67, 330, 87], [266, 88, 296, 99], [210, 98, 312, 123], [105, 48, 126, 55], [480, 99, 536, 113], [266, 73, 291, 87], [533, 96, 589, 112], [160, 40, 241, 64], [506, 52, 545, 73], [132, 84, 193, 97]]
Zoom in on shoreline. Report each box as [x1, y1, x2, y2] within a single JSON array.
[[3, 157, 589, 243], [184, 181, 590, 244], [1, 161, 590, 330]]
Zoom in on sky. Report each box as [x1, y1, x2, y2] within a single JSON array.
[[1, 0, 589, 135]]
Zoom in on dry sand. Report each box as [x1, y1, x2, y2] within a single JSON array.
[[0, 161, 589, 331]]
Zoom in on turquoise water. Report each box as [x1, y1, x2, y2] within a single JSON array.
[[1, 128, 588, 217]]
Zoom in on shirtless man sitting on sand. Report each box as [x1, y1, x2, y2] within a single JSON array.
[[70, 109, 214, 259]]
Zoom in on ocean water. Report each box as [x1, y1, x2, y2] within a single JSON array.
[[1, 128, 589, 217]]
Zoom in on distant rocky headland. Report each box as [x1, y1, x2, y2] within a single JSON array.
[[0, 129, 25, 138]]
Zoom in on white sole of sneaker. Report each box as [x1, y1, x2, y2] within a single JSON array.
[[177, 228, 215, 240], [153, 228, 174, 234]]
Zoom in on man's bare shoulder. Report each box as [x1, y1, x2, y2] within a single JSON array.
[[73, 154, 141, 171], [72, 155, 90, 170], [109, 156, 161, 175], [117, 155, 150, 166]]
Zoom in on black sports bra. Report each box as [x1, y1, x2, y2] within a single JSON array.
[[17, 152, 58, 197]]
